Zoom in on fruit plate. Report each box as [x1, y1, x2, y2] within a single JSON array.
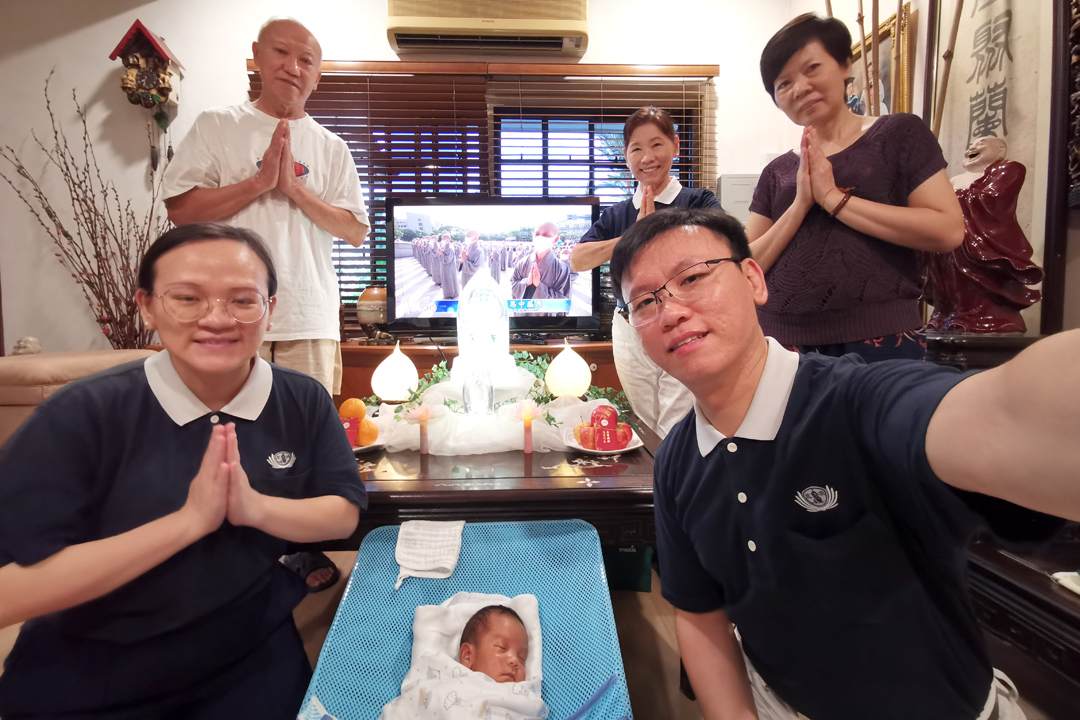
[[352, 441, 386, 455], [562, 427, 644, 455]]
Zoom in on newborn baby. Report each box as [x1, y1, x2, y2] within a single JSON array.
[[457, 605, 528, 683], [380, 596, 546, 719]]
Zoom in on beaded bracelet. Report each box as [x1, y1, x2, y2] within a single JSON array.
[[830, 186, 855, 217]]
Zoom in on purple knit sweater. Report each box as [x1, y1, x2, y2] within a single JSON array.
[[749, 113, 947, 345]]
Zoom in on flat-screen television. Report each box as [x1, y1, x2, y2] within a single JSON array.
[[386, 196, 602, 336]]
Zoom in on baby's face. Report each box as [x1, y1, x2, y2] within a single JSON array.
[[459, 614, 529, 683]]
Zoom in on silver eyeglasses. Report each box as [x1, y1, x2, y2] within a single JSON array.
[[155, 289, 269, 324], [623, 257, 742, 328]]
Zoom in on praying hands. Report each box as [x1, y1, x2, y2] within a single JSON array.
[[180, 423, 262, 537], [276, 122, 302, 201]]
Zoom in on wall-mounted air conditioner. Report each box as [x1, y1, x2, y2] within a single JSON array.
[[387, 0, 588, 56]]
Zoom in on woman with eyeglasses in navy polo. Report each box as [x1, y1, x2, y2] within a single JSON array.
[[0, 223, 365, 719]]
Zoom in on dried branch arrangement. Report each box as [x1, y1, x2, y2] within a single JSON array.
[[0, 73, 169, 349]]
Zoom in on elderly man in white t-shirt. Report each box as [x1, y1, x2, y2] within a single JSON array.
[[164, 17, 369, 397], [163, 17, 367, 594]]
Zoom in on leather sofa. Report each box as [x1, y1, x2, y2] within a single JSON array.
[[0, 349, 155, 447]]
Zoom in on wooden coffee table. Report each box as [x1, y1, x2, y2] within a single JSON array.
[[318, 423, 662, 552]]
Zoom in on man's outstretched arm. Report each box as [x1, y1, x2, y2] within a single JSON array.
[[927, 330, 1080, 521]]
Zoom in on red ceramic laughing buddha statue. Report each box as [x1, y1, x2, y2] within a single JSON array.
[[924, 136, 1043, 333]]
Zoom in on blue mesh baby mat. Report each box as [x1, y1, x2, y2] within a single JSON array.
[[299, 519, 633, 719]]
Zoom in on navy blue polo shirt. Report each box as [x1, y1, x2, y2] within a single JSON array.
[[654, 339, 1060, 720], [580, 182, 721, 244], [0, 352, 365, 714]]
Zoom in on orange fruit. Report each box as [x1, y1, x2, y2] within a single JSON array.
[[357, 417, 379, 446], [339, 397, 367, 420]]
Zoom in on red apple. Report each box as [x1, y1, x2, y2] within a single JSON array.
[[590, 405, 619, 429], [615, 422, 633, 448], [574, 422, 597, 450]]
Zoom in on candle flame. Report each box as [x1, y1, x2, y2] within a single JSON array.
[[518, 399, 536, 422]]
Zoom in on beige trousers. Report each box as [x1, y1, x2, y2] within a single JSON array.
[[259, 339, 342, 396], [742, 648, 1028, 720]]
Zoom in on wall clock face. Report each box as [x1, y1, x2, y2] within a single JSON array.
[[136, 66, 159, 91]]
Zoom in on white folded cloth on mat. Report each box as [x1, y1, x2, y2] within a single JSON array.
[[380, 592, 548, 720], [395, 520, 466, 590], [1052, 571, 1080, 597]]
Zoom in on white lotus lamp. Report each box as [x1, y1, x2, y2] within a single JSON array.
[[371, 342, 419, 402], [544, 339, 593, 398]]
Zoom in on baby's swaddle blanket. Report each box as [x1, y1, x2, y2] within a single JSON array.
[[379, 592, 548, 720]]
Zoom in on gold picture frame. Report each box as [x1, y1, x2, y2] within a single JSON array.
[[850, 4, 917, 115]]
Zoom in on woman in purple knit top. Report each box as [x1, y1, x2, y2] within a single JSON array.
[[748, 14, 964, 360]]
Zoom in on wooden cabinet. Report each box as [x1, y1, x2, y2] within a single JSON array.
[[338, 340, 619, 401], [967, 537, 1080, 718]]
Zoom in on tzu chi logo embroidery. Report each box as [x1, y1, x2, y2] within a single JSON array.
[[266, 451, 296, 470], [794, 485, 839, 512]]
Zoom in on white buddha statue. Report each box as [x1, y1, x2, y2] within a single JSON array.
[[451, 266, 519, 414]]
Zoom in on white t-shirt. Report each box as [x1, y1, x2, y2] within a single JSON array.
[[162, 101, 369, 341]]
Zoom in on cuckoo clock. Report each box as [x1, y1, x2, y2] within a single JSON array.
[[109, 20, 184, 169], [108, 20, 183, 119]]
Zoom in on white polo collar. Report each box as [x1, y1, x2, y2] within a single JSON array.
[[632, 177, 683, 208], [144, 350, 273, 426], [694, 337, 800, 456]]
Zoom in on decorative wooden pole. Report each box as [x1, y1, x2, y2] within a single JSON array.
[[932, 0, 966, 137], [871, 0, 881, 115], [891, 1, 903, 112], [857, 1, 873, 115]]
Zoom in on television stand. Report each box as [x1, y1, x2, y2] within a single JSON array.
[[509, 331, 555, 345], [405, 335, 457, 346]]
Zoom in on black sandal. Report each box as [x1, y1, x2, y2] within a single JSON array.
[[280, 551, 341, 593]]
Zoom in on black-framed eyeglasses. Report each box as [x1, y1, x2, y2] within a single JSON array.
[[622, 257, 742, 328], [155, 289, 269, 324]]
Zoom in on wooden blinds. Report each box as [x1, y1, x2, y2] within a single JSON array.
[[247, 60, 718, 335]]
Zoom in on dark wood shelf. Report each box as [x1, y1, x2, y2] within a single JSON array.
[[922, 331, 1041, 370]]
